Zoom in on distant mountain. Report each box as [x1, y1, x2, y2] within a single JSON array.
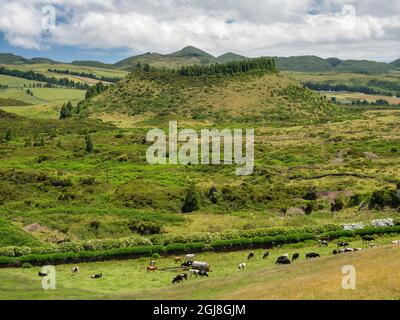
[[28, 57, 60, 64], [274, 56, 333, 72], [334, 60, 392, 74], [168, 46, 215, 61], [217, 52, 248, 63], [0, 53, 28, 64], [71, 60, 114, 69], [326, 57, 342, 67], [0, 47, 397, 74], [390, 59, 400, 68], [114, 47, 216, 71]]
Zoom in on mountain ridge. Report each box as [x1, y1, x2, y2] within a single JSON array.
[[0, 47, 398, 74]]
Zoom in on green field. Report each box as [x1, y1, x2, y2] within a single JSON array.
[[1, 237, 399, 300], [0, 57, 400, 300]]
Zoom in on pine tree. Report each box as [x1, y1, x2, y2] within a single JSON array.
[[59, 101, 73, 119], [85, 134, 94, 153], [182, 184, 200, 213]]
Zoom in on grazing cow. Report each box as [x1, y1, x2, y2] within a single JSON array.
[[91, 274, 103, 279], [392, 240, 400, 244], [337, 242, 349, 247], [71, 266, 79, 274], [306, 252, 320, 259], [147, 266, 157, 272], [292, 253, 300, 262], [174, 256, 182, 263], [172, 273, 187, 284], [149, 260, 156, 266], [181, 261, 193, 268], [319, 240, 329, 246], [263, 251, 269, 259], [185, 254, 195, 261], [238, 263, 246, 271], [198, 270, 209, 277], [275, 256, 291, 265], [362, 235, 375, 242], [247, 252, 255, 260], [333, 249, 338, 255], [38, 271, 48, 277]]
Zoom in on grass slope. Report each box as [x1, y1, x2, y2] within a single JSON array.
[[0, 241, 399, 299]]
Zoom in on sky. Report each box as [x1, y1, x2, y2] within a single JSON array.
[[0, 0, 399, 63]]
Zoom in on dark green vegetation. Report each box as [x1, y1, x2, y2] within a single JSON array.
[[0, 66, 90, 90], [48, 68, 122, 83]]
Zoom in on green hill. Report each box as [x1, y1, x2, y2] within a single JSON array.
[[168, 46, 215, 61], [217, 52, 248, 63], [334, 60, 392, 74], [70, 60, 115, 69], [275, 56, 334, 72], [28, 57, 60, 64], [390, 58, 400, 68], [84, 58, 345, 127], [0, 53, 28, 65]]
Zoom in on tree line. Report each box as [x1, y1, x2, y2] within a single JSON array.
[[48, 68, 122, 83], [177, 57, 276, 77], [0, 66, 90, 90], [304, 81, 400, 98]]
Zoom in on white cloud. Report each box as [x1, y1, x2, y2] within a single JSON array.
[[0, 0, 399, 61]]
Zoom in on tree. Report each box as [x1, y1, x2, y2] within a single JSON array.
[[182, 184, 200, 213], [85, 134, 94, 153], [4, 128, 15, 141], [59, 101, 73, 119]]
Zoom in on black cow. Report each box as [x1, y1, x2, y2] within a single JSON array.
[[172, 273, 188, 284], [362, 235, 375, 242], [181, 261, 193, 268], [319, 240, 329, 246], [306, 252, 320, 259], [276, 256, 291, 265], [91, 273, 103, 279], [263, 251, 269, 259], [247, 252, 255, 260], [292, 253, 300, 262], [198, 270, 209, 277], [38, 271, 48, 277]]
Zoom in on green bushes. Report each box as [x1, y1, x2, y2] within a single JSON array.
[[320, 226, 400, 240], [0, 219, 39, 247], [128, 220, 162, 235], [369, 189, 400, 209], [212, 233, 316, 251]]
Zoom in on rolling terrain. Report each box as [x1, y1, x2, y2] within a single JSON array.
[[0, 48, 399, 299]]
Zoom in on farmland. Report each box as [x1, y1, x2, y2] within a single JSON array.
[[0, 238, 399, 300], [0, 49, 400, 300]]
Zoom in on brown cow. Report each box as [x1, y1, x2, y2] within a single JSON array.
[[174, 256, 182, 263], [147, 266, 157, 272]]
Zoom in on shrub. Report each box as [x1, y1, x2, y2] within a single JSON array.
[[182, 184, 200, 213], [128, 220, 162, 235], [22, 263, 33, 268]]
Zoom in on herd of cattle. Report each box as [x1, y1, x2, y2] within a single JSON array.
[[36, 237, 400, 284]]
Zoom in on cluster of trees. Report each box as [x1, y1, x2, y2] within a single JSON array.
[[0, 84, 8, 89], [331, 98, 392, 106], [48, 68, 122, 83], [25, 89, 33, 96], [304, 81, 399, 97], [0, 66, 90, 90], [178, 57, 276, 77], [85, 82, 109, 99]]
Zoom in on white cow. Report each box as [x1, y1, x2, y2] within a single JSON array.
[[238, 263, 246, 271]]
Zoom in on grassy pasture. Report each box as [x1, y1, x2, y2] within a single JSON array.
[[0, 238, 399, 299]]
